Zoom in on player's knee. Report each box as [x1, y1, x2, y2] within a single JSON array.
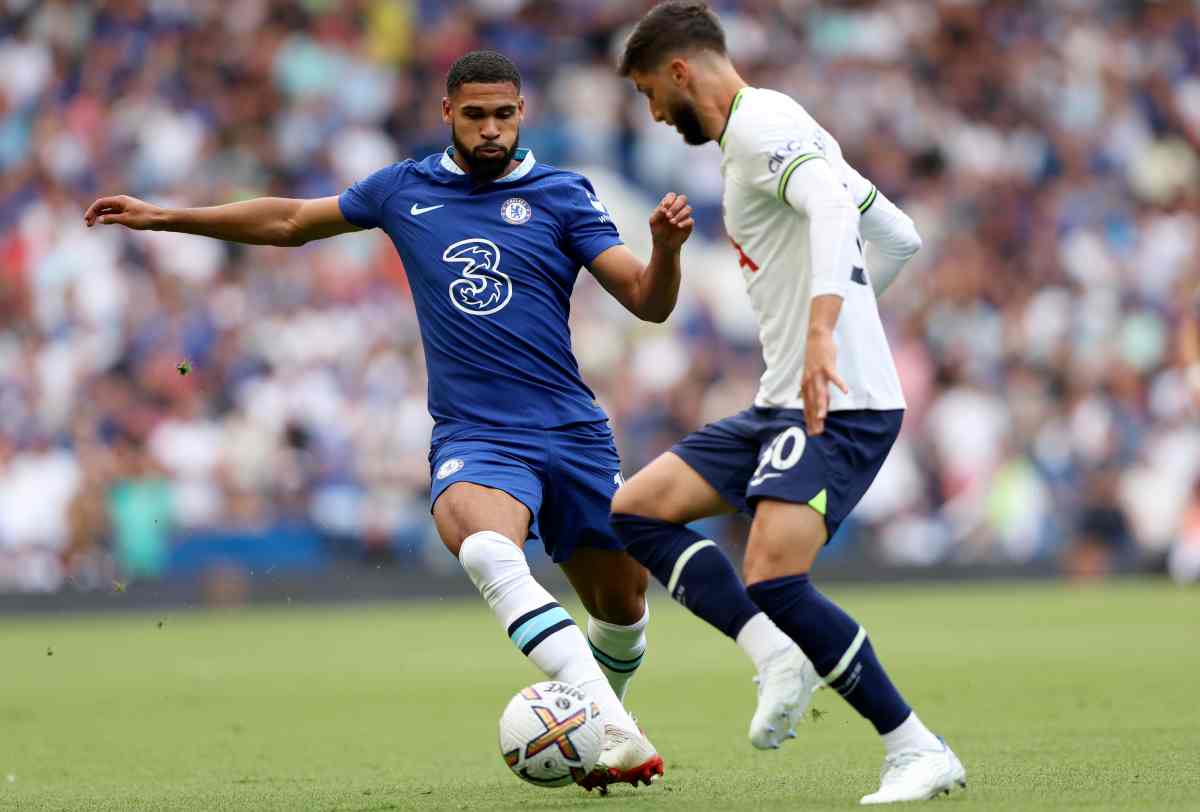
[[743, 508, 823, 584], [742, 543, 800, 586], [457, 530, 526, 590], [434, 483, 530, 555]]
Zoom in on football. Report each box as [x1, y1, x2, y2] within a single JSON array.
[[498, 681, 604, 787]]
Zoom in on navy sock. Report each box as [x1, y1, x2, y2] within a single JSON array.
[[611, 512, 759, 639], [748, 575, 911, 734]]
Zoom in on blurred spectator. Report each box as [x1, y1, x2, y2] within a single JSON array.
[[2, 0, 1200, 592]]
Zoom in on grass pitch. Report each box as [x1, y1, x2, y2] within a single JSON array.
[[1, 580, 1197, 810]]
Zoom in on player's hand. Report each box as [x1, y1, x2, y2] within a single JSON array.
[[84, 195, 163, 230], [649, 192, 693, 253], [800, 328, 848, 436]]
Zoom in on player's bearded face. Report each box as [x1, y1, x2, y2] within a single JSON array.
[[668, 98, 708, 146], [444, 83, 524, 182], [632, 69, 709, 146]]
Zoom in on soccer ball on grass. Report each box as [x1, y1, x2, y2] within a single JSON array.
[[498, 681, 604, 787]]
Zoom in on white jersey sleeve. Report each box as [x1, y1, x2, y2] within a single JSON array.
[[781, 157, 860, 299], [837, 160, 922, 296], [857, 191, 921, 296]]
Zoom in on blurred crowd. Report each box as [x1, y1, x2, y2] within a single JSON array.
[[3, 0, 1200, 593]]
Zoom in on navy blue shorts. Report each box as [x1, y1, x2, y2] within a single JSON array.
[[671, 407, 903, 540], [429, 422, 624, 563]]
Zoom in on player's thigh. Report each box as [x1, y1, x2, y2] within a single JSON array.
[[559, 547, 649, 626], [536, 427, 646, 623], [611, 451, 736, 524], [430, 429, 546, 556], [433, 482, 532, 556], [743, 498, 827, 585], [741, 409, 904, 584]]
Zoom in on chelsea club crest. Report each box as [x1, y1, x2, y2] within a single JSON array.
[[437, 458, 465, 480], [501, 197, 532, 225]]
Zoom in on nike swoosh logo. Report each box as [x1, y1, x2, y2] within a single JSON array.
[[410, 204, 444, 216]]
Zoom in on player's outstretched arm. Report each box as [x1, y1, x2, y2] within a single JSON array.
[[588, 193, 693, 323], [84, 195, 361, 246]]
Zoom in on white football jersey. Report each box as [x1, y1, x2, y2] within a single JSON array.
[[719, 87, 906, 413]]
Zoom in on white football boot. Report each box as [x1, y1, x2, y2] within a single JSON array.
[[860, 738, 967, 804], [579, 722, 664, 793], [749, 645, 822, 749]]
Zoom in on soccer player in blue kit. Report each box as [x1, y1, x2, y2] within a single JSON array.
[[85, 51, 692, 790]]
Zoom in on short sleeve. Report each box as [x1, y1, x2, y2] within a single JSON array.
[[559, 176, 624, 267], [737, 116, 829, 203], [338, 162, 407, 230]]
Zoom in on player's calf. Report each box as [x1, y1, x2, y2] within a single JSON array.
[[744, 499, 945, 770], [611, 511, 760, 638], [457, 529, 640, 733], [611, 455, 760, 639], [439, 482, 641, 740], [587, 610, 647, 703], [561, 547, 650, 703], [611, 457, 819, 750]]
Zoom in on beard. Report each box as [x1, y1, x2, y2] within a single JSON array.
[[670, 100, 708, 145], [452, 127, 520, 181]]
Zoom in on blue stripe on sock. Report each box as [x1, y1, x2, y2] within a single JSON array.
[[521, 620, 575, 656], [509, 606, 574, 653], [589, 641, 643, 673], [507, 602, 558, 637]]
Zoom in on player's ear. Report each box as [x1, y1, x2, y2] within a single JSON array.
[[517, 96, 525, 121], [668, 57, 690, 88], [442, 96, 453, 125]]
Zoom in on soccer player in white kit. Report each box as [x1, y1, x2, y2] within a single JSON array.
[[609, 2, 967, 804]]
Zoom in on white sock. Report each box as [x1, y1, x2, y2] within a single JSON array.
[[458, 530, 637, 730], [587, 604, 648, 702], [880, 712, 941, 755], [736, 612, 797, 672]]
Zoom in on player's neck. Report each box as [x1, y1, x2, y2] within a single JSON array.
[[700, 65, 749, 144]]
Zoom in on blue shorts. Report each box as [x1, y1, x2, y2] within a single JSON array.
[[671, 407, 903, 540], [429, 422, 624, 563]]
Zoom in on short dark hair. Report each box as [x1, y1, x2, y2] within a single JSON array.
[[619, 1, 726, 76], [446, 50, 522, 95]]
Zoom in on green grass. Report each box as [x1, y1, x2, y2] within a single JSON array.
[[1, 580, 1198, 810]]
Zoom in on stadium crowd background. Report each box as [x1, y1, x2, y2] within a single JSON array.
[[2, 0, 1200, 594]]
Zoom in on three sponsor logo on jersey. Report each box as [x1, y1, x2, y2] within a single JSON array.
[[429, 190, 610, 317], [443, 238, 512, 316]]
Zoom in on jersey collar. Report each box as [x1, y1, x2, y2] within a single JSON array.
[[717, 87, 748, 152], [440, 147, 536, 183]]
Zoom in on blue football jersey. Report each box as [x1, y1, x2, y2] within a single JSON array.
[[339, 148, 623, 438]]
